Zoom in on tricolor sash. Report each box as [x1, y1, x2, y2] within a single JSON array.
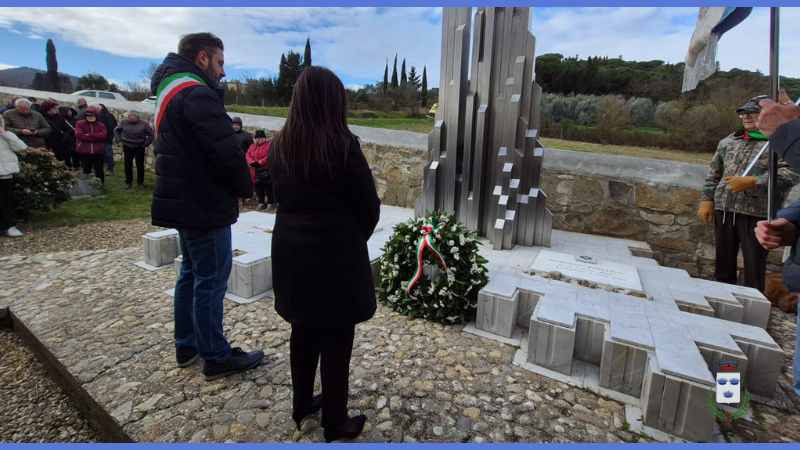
[[153, 72, 206, 135]]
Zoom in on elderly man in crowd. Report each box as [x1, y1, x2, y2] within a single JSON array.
[[699, 95, 799, 293], [114, 110, 154, 189], [2, 98, 51, 148], [75, 98, 88, 120]]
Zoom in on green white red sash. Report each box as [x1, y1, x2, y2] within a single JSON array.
[[153, 72, 206, 135], [407, 217, 448, 298]]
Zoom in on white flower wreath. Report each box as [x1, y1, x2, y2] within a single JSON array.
[[377, 212, 489, 324]]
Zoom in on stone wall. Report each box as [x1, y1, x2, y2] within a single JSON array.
[[360, 137, 791, 280], [3, 86, 788, 279]]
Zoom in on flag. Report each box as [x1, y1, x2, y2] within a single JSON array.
[[682, 7, 753, 92]]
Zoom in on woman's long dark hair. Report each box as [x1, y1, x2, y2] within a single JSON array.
[[273, 66, 357, 179]]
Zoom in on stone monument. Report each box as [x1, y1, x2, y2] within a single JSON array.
[[415, 7, 553, 250]]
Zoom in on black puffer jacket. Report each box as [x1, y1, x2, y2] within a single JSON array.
[[41, 110, 69, 158], [150, 53, 254, 230]]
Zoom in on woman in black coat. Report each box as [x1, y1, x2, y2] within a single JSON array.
[[267, 66, 380, 443], [39, 100, 69, 161], [58, 106, 80, 170]]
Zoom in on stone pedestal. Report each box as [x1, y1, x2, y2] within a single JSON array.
[[142, 230, 181, 268], [469, 230, 782, 442]]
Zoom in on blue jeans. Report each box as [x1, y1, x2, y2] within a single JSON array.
[[104, 142, 115, 172], [174, 227, 233, 363], [795, 310, 800, 398]]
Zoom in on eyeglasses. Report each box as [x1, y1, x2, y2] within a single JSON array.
[[739, 111, 760, 118]]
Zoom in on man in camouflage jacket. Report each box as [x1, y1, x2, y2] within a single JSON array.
[[700, 95, 800, 292]]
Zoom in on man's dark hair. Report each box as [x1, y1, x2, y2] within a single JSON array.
[[178, 32, 224, 61]]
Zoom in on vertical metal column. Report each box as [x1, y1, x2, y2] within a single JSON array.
[[767, 7, 780, 221]]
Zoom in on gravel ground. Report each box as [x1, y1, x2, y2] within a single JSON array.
[[0, 219, 161, 256], [1, 203, 266, 257], [1, 217, 799, 443], [0, 328, 98, 443]]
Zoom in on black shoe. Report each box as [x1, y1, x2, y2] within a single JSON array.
[[293, 394, 323, 430], [176, 347, 199, 368], [203, 347, 264, 381], [125, 183, 132, 189], [137, 184, 145, 189], [323, 415, 367, 443]]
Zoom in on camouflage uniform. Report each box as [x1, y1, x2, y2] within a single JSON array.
[[701, 131, 799, 218], [702, 124, 800, 292]]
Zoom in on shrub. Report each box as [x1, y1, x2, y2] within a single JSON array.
[[627, 97, 656, 127], [378, 213, 489, 324], [594, 95, 630, 130], [13, 147, 78, 217]]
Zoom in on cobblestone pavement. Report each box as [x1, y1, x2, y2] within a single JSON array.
[[1, 246, 799, 443]]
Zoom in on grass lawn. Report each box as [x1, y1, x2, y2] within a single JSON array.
[[348, 117, 436, 133], [539, 138, 713, 165], [25, 170, 156, 229], [227, 105, 711, 165]]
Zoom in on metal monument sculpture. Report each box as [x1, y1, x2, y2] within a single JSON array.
[[415, 7, 553, 250]]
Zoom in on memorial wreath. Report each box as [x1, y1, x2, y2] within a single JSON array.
[[378, 212, 489, 324]]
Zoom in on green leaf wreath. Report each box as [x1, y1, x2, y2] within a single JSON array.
[[378, 212, 489, 324], [706, 388, 750, 422]]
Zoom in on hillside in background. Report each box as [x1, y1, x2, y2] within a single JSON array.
[[0, 67, 79, 91]]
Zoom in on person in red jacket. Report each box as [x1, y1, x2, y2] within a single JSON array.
[[246, 130, 275, 212], [75, 107, 108, 184]]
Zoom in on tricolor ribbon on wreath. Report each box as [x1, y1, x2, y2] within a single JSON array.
[[407, 217, 448, 298]]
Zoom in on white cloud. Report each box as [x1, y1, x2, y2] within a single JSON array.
[[27, 32, 43, 40], [346, 83, 364, 91], [0, 7, 443, 86], [0, 63, 18, 70], [1, 7, 798, 88]]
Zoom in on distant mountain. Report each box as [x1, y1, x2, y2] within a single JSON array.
[[0, 66, 80, 91]]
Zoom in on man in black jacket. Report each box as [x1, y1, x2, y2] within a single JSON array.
[[151, 32, 263, 381], [231, 117, 253, 153]]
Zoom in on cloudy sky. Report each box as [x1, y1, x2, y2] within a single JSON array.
[[0, 7, 798, 92]]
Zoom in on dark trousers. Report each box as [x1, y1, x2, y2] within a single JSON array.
[[123, 146, 145, 186], [69, 152, 81, 170], [0, 178, 15, 231], [714, 210, 768, 292], [255, 181, 274, 204], [80, 153, 105, 184], [53, 147, 80, 170], [290, 324, 355, 428]]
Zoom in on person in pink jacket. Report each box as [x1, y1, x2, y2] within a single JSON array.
[[75, 107, 108, 184], [246, 130, 275, 212]]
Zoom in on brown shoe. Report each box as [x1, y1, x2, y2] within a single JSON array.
[[106, 171, 113, 176]]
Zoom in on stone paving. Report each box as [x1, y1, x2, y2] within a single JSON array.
[[1, 247, 800, 443]]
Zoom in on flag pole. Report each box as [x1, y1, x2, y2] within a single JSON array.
[[767, 7, 780, 221]]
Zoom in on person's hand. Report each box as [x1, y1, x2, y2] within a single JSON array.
[[20, 129, 32, 135], [755, 218, 798, 250], [723, 176, 757, 193], [756, 89, 800, 137], [0, 124, 5, 133], [250, 161, 260, 168], [698, 200, 714, 224], [238, 197, 249, 208]]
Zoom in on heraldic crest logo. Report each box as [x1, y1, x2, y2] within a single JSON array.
[[707, 357, 750, 422]]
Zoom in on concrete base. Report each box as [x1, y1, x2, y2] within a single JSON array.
[[142, 230, 181, 268]]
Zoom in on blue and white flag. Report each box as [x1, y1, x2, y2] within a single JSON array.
[[683, 7, 753, 92]]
